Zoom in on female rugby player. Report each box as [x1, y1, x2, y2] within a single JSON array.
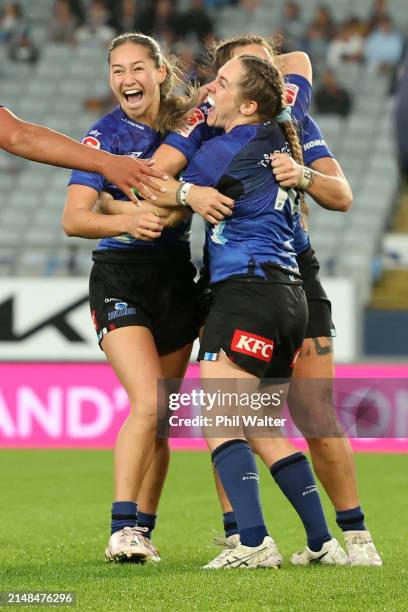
[[0, 105, 167, 201], [62, 33, 231, 564], [181, 54, 349, 569]]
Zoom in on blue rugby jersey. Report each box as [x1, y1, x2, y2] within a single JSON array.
[[181, 122, 301, 284], [294, 114, 335, 256], [164, 74, 311, 162], [69, 106, 191, 251]]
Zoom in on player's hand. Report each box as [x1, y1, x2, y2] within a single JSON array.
[[187, 185, 234, 224], [271, 152, 303, 188], [101, 155, 168, 204], [198, 85, 211, 104], [125, 211, 164, 241]]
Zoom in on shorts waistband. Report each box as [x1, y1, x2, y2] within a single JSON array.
[[92, 244, 191, 265]]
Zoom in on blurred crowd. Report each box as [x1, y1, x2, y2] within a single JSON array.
[[1, 0, 407, 118]]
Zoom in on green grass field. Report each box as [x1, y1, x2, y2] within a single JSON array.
[[1, 451, 407, 611]]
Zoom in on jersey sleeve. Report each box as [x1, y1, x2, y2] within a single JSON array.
[[285, 74, 312, 123], [301, 114, 335, 166], [68, 119, 113, 192], [163, 104, 219, 162]]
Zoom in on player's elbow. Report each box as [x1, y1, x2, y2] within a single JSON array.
[[337, 185, 353, 212], [62, 211, 76, 237]]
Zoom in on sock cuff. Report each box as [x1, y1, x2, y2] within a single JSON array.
[[223, 511, 236, 524], [212, 439, 250, 465], [137, 511, 157, 522], [336, 506, 364, 519], [111, 501, 137, 516], [270, 452, 306, 478]]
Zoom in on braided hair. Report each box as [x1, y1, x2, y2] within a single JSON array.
[[238, 54, 308, 218]]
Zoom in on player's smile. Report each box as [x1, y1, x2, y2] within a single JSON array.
[[122, 88, 144, 109]]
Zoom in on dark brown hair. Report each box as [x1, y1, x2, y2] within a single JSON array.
[[237, 55, 308, 217], [108, 33, 198, 134], [211, 35, 277, 73]]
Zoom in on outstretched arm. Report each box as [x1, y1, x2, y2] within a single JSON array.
[[0, 107, 168, 202]]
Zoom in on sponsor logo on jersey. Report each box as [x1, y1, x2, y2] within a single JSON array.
[[82, 136, 101, 149], [177, 107, 205, 138], [231, 330, 274, 363], [284, 82, 299, 107], [121, 117, 145, 130], [303, 138, 327, 151], [114, 302, 128, 310], [128, 151, 143, 158], [89, 129, 102, 138]]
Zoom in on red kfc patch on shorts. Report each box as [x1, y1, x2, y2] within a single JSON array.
[[231, 330, 274, 363]]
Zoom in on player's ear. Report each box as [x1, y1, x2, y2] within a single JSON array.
[[157, 63, 167, 85], [240, 100, 258, 116]]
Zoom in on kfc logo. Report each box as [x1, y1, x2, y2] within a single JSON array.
[[284, 83, 299, 107], [82, 136, 101, 149], [231, 330, 274, 363], [177, 107, 205, 138]]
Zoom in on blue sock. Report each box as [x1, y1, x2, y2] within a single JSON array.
[[271, 452, 331, 552], [336, 506, 366, 532], [223, 511, 238, 538], [137, 511, 157, 539], [111, 501, 137, 535], [213, 440, 268, 547]]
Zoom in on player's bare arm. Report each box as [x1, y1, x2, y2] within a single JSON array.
[[277, 51, 313, 85], [0, 107, 168, 203], [62, 184, 163, 240], [271, 153, 353, 212], [98, 192, 191, 228]]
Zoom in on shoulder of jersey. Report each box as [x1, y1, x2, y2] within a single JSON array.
[[81, 108, 121, 150]]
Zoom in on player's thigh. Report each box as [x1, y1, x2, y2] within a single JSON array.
[[102, 325, 163, 409], [294, 336, 335, 379], [288, 336, 339, 435], [160, 343, 192, 379]]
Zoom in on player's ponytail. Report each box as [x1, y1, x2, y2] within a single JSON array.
[[238, 55, 309, 220], [108, 33, 199, 135]]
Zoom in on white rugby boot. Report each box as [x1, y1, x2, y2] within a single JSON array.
[[291, 537, 348, 566], [343, 530, 382, 566], [204, 536, 282, 569], [143, 536, 161, 562], [105, 526, 151, 563], [202, 534, 240, 569]]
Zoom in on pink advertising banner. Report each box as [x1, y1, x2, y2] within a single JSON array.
[[0, 362, 407, 451]]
